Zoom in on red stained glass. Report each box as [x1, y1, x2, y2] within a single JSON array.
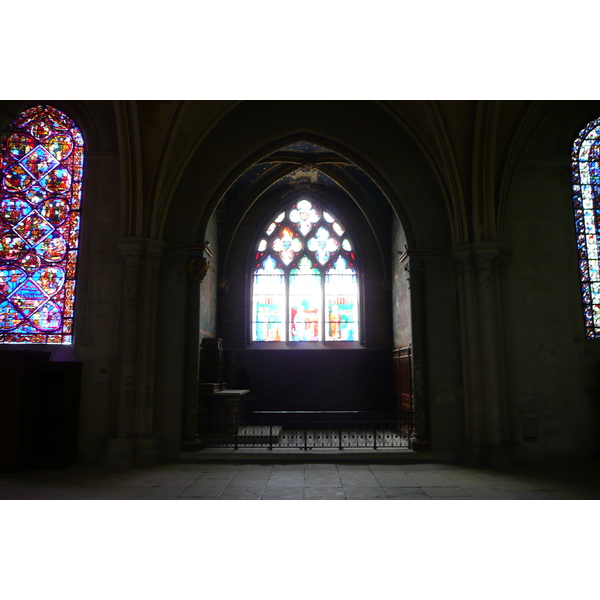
[[0, 105, 83, 344]]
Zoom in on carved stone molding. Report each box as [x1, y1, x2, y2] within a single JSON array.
[[186, 241, 212, 282]]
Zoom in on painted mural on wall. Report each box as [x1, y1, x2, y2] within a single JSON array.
[[392, 216, 411, 347], [199, 210, 218, 338]]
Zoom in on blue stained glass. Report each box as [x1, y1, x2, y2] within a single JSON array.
[[0, 105, 84, 344], [583, 283, 592, 303]]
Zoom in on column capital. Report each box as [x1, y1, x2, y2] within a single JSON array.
[[116, 236, 166, 254], [451, 242, 511, 271]]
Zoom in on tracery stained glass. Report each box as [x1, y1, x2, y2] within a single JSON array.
[[307, 226, 339, 265], [252, 197, 359, 342], [272, 226, 303, 265], [290, 199, 320, 236], [0, 105, 83, 344]]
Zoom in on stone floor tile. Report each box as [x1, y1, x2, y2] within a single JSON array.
[[238, 465, 273, 471], [267, 477, 305, 485], [265, 479, 304, 490], [58, 486, 106, 497], [460, 489, 530, 500], [220, 490, 263, 499], [176, 496, 218, 500], [343, 487, 387, 499], [440, 479, 497, 490], [339, 480, 380, 489], [195, 474, 237, 482], [372, 475, 420, 487], [135, 486, 188, 498], [225, 481, 267, 489], [303, 472, 340, 478], [338, 465, 371, 471], [506, 490, 560, 500], [155, 478, 198, 488], [492, 481, 543, 491], [305, 481, 343, 489], [400, 464, 445, 471], [231, 471, 270, 483], [431, 497, 476, 500], [304, 487, 347, 499], [406, 474, 453, 486], [383, 487, 431, 499], [115, 480, 160, 488], [134, 496, 178, 500], [262, 490, 304, 499], [96, 488, 144, 499], [552, 489, 599, 499], [81, 475, 133, 486], [513, 477, 562, 491], [170, 465, 210, 474], [180, 490, 222, 498], [422, 486, 473, 497], [204, 466, 241, 473], [181, 483, 229, 497], [474, 472, 519, 482]]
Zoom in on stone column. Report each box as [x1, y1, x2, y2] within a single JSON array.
[[452, 242, 511, 463], [405, 253, 431, 451], [103, 237, 165, 467], [181, 243, 212, 451]]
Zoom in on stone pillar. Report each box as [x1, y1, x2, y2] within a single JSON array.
[[405, 254, 431, 451], [181, 243, 212, 451], [103, 237, 165, 467], [452, 242, 511, 463]]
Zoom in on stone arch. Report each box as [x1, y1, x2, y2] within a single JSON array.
[[155, 101, 458, 455]]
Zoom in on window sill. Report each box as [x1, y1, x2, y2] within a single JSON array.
[[245, 341, 365, 350]]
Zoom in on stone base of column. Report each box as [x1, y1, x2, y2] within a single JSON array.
[[102, 436, 158, 468], [181, 436, 203, 452], [463, 441, 515, 466], [410, 439, 432, 452]]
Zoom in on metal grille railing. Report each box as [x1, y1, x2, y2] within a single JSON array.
[[198, 411, 414, 450]]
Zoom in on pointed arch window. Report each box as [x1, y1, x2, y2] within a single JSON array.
[[252, 198, 359, 342], [0, 105, 84, 344]]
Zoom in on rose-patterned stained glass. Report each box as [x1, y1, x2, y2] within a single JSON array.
[[252, 197, 359, 342], [0, 105, 84, 344]]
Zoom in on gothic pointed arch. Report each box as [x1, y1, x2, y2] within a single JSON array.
[[252, 196, 360, 342], [0, 105, 84, 344]]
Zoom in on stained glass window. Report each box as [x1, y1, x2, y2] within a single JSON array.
[[252, 198, 359, 342], [0, 105, 84, 344]]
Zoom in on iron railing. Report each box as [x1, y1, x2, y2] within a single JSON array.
[[198, 411, 414, 450]]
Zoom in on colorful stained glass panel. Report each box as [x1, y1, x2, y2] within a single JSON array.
[[0, 105, 84, 344], [252, 256, 285, 341], [252, 198, 359, 342]]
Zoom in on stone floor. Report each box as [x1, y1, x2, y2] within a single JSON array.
[[2, 456, 600, 499]]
